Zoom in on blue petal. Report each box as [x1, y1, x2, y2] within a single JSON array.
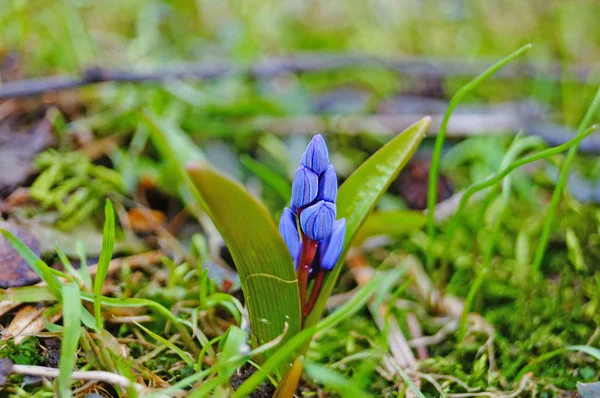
[[319, 218, 346, 271], [301, 134, 329, 174], [294, 241, 302, 270], [299, 200, 336, 241], [317, 165, 338, 202], [278, 208, 300, 261], [291, 166, 318, 209]]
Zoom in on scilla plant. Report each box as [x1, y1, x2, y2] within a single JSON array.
[[149, 115, 431, 384], [279, 135, 346, 319]]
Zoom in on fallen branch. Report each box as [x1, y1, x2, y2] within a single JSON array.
[[0, 53, 595, 100]]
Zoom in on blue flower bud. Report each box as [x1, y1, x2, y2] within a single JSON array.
[[317, 165, 337, 202], [278, 208, 300, 261], [301, 134, 329, 174], [299, 200, 336, 241], [291, 166, 318, 209], [319, 218, 346, 271]]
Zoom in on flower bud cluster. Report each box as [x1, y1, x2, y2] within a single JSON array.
[[278, 134, 346, 273]]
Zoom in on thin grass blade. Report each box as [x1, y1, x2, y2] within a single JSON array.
[[58, 283, 81, 398], [426, 44, 532, 269], [93, 200, 116, 330]]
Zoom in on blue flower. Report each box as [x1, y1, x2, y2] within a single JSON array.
[[319, 218, 346, 271], [291, 166, 318, 209], [278, 208, 300, 261], [299, 200, 336, 241], [301, 134, 329, 174], [317, 165, 338, 203]]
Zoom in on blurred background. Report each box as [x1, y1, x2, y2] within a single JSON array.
[[1, 0, 600, 395]]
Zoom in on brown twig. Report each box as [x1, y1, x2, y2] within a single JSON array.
[[0, 54, 595, 100]]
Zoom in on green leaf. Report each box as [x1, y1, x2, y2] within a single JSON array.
[[186, 163, 301, 363], [58, 283, 81, 398], [353, 210, 426, 246], [93, 200, 115, 331], [304, 117, 431, 328]]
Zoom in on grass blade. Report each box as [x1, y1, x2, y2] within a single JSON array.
[[532, 86, 600, 272], [76, 240, 92, 289], [134, 322, 195, 366], [517, 345, 600, 379], [93, 200, 116, 330], [426, 44, 532, 269], [58, 283, 81, 398], [442, 125, 598, 264]]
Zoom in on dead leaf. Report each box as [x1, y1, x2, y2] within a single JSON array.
[[0, 115, 54, 197], [0, 358, 14, 386], [126, 208, 167, 233], [0, 221, 41, 288], [579, 382, 600, 398], [2, 305, 45, 339]]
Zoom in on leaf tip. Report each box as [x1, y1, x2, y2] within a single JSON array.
[[185, 160, 211, 172], [185, 161, 210, 178], [421, 115, 432, 129]]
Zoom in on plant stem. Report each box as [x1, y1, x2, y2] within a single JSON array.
[[297, 237, 317, 312], [303, 270, 326, 318]]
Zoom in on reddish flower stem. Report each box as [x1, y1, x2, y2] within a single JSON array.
[[297, 235, 317, 313], [303, 270, 325, 318]]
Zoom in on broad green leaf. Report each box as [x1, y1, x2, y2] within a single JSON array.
[[186, 163, 301, 360], [353, 210, 426, 246], [58, 283, 81, 398], [304, 117, 431, 328]]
